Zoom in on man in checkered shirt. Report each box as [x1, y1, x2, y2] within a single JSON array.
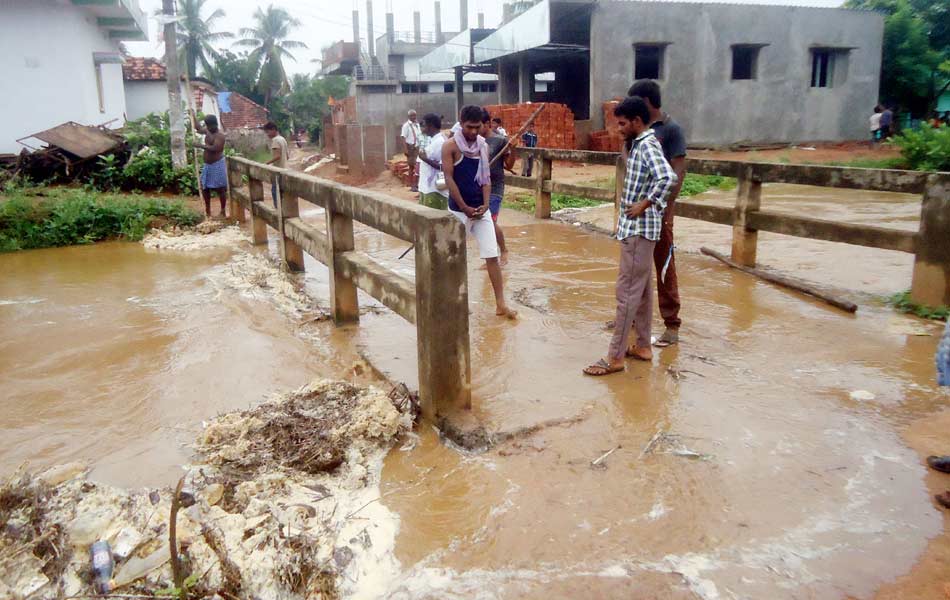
[[585, 96, 677, 376]]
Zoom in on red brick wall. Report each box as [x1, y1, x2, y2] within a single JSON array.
[[482, 103, 576, 149], [220, 93, 269, 130]]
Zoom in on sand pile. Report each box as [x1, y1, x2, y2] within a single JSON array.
[[0, 380, 412, 599]]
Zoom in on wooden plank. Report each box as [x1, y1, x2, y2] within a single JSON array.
[[337, 251, 416, 324], [747, 210, 917, 253], [675, 201, 734, 225], [701, 247, 858, 313], [283, 218, 328, 264]]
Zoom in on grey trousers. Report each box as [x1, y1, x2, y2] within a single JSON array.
[[608, 235, 656, 360]]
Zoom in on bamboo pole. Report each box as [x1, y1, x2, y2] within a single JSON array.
[[182, 71, 203, 204], [488, 103, 546, 167]]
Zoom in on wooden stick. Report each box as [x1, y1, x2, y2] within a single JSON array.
[[182, 72, 203, 203], [700, 246, 858, 313], [168, 477, 185, 598], [488, 103, 547, 167]]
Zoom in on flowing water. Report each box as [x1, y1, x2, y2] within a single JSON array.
[[0, 184, 947, 598]]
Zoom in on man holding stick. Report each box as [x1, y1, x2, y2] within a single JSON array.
[[193, 115, 228, 219]]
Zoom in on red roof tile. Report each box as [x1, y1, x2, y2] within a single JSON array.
[[123, 57, 166, 81], [220, 92, 270, 130]]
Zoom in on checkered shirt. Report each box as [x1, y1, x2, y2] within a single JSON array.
[[615, 129, 678, 242]]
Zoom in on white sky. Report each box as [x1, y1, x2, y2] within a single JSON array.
[[125, 0, 845, 76]]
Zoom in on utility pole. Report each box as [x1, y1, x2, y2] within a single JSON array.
[[162, 0, 187, 168]]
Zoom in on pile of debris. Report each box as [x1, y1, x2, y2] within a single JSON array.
[[0, 379, 414, 599], [0, 121, 127, 185]]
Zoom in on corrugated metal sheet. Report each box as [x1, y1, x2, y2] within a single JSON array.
[[28, 122, 121, 158]]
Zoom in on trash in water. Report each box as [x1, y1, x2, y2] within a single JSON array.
[[849, 390, 876, 401], [90, 540, 114, 594]]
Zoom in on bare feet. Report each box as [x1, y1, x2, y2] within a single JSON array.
[[500, 251, 509, 267], [496, 306, 518, 319], [626, 346, 653, 361]]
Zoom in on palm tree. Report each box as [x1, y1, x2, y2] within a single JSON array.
[[234, 4, 308, 107], [175, 0, 233, 79]]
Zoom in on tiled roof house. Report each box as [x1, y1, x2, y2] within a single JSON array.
[[218, 92, 270, 130], [122, 57, 221, 122]]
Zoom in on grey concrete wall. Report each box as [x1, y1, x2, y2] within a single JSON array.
[[356, 91, 498, 158], [589, 2, 883, 145]]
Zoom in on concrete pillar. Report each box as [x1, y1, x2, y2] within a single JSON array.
[[454, 67, 464, 119], [518, 54, 532, 103], [413, 11, 421, 43], [227, 164, 245, 223], [535, 154, 552, 219], [498, 58, 519, 103], [248, 178, 268, 245], [477, 12, 484, 28], [910, 174, 950, 306], [386, 12, 394, 44], [327, 207, 359, 324], [731, 166, 762, 267], [276, 175, 305, 272], [352, 9, 360, 48], [459, 0, 468, 30], [415, 215, 472, 418], [366, 0, 375, 58], [435, 1, 443, 42]]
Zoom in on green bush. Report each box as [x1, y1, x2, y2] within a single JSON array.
[[0, 188, 201, 252], [890, 124, 950, 171], [888, 290, 949, 321]]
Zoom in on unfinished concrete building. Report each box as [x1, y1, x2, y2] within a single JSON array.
[[420, 0, 884, 146]]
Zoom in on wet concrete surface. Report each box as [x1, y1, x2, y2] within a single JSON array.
[[1, 184, 948, 598]]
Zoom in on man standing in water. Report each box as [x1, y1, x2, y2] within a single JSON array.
[[628, 80, 687, 348], [193, 115, 227, 218], [482, 109, 512, 266], [442, 105, 517, 319], [584, 96, 676, 376]]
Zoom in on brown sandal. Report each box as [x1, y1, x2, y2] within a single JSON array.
[[583, 358, 625, 376]]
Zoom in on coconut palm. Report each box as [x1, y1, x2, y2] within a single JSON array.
[[234, 4, 308, 107], [175, 0, 233, 79]]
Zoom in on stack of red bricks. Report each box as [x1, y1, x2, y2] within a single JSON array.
[[589, 100, 625, 152], [482, 102, 576, 149], [387, 159, 413, 186]]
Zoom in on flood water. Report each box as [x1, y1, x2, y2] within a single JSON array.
[[1, 184, 947, 598]]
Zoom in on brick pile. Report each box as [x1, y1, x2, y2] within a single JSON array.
[[482, 102, 576, 149], [387, 159, 413, 186], [590, 99, 625, 152]]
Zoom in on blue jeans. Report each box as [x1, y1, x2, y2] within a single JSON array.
[[489, 193, 503, 219], [271, 182, 277, 208]]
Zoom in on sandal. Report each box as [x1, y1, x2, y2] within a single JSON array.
[[583, 358, 625, 376]]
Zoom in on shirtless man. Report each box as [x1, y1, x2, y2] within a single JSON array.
[[193, 114, 228, 218], [442, 105, 516, 319]]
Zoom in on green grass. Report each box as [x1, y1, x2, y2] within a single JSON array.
[[888, 290, 949, 321], [0, 186, 202, 252], [503, 191, 605, 214], [679, 174, 737, 197]]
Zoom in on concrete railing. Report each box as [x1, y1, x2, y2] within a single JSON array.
[[508, 148, 950, 307], [226, 156, 472, 419]]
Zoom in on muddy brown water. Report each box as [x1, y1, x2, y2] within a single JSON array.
[[1, 184, 948, 598]]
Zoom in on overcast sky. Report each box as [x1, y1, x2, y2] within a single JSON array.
[[125, 0, 845, 77]]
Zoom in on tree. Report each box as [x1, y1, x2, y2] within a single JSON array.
[[208, 50, 263, 104], [284, 74, 351, 141], [234, 4, 308, 108], [176, 0, 233, 79], [845, 0, 950, 115]]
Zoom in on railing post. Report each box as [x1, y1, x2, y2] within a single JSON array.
[[326, 194, 360, 324], [414, 215, 472, 419], [247, 176, 268, 245], [731, 165, 762, 267], [910, 173, 950, 306], [535, 150, 552, 219], [275, 173, 305, 272], [226, 163, 245, 223], [613, 152, 626, 235]]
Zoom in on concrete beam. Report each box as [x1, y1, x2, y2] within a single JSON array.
[[675, 201, 734, 226], [911, 174, 950, 306], [747, 210, 917, 254], [338, 251, 417, 324]]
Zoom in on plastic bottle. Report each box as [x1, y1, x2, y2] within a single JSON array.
[[90, 540, 114, 594]]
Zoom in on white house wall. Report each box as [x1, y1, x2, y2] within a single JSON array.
[[0, 0, 128, 153], [125, 81, 222, 123]]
